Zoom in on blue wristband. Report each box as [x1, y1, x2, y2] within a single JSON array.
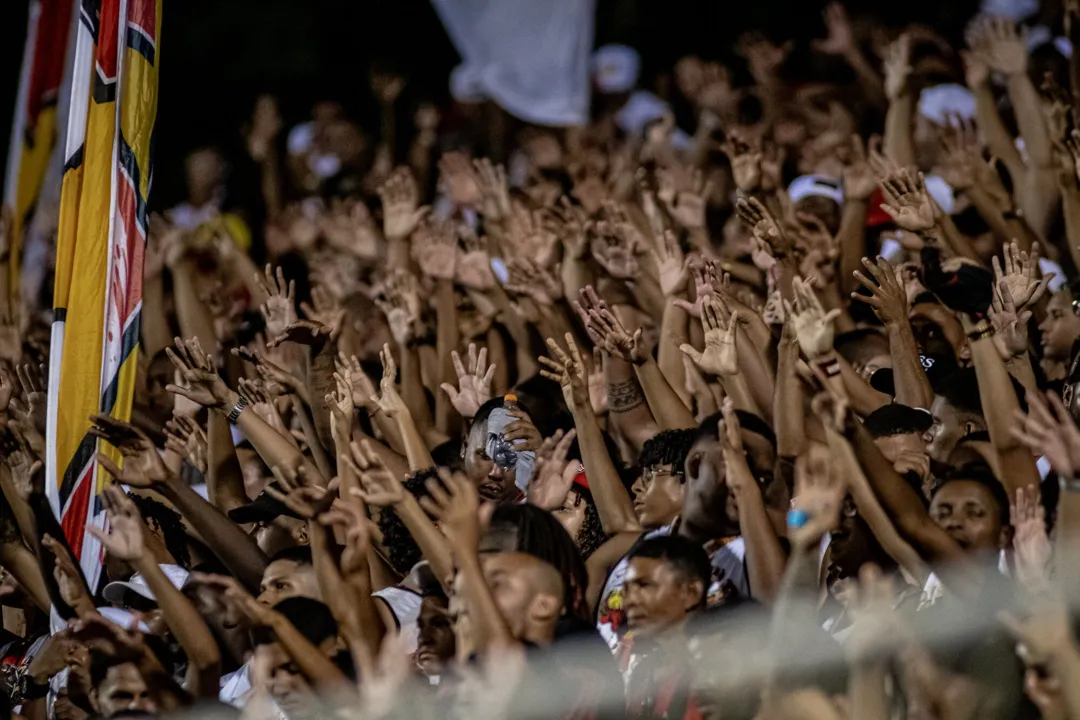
[[787, 509, 810, 529]]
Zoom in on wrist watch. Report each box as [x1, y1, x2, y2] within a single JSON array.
[[226, 395, 249, 425], [17, 672, 50, 701]]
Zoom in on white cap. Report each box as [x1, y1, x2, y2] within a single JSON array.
[[97, 607, 153, 633], [614, 91, 692, 149], [102, 564, 190, 604], [918, 84, 976, 125], [788, 175, 844, 205], [593, 44, 641, 94]]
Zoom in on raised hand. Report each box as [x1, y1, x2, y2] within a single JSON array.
[[1012, 392, 1080, 479], [506, 204, 560, 266], [813, 2, 855, 57], [736, 196, 792, 259], [937, 118, 981, 191], [540, 334, 590, 411], [299, 285, 346, 337], [790, 447, 845, 550], [841, 134, 877, 201], [166, 337, 233, 410], [373, 344, 407, 417], [264, 464, 331, 520], [164, 414, 208, 474], [0, 301, 21, 363], [440, 343, 495, 420], [786, 277, 842, 359], [419, 468, 481, 552], [546, 196, 592, 261], [652, 230, 689, 297], [993, 241, 1052, 310], [88, 484, 146, 562], [656, 166, 712, 230], [90, 415, 170, 488], [438, 151, 482, 207], [14, 362, 47, 434], [267, 318, 337, 350], [42, 535, 87, 609], [851, 256, 908, 325], [337, 352, 379, 414], [319, 197, 381, 260], [325, 370, 355, 443], [680, 296, 739, 377], [591, 202, 646, 279], [878, 167, 935, 232], [373, 270, 423, 346], [504, 258, 562, 307], [718, 398, 754, 495], [473, 158, 512, 224], [968, 15, 1027, 77], [882, 33, 912, 101], [412, 217, 458, 280], [255, 265, 297, 339], [527, 429, 578, 511], [719, 130, 763, 193], [1011, 484, 1052, 589], [347, 439, 405, 507], [457, 233, 496, 290], [379, 167, 428, 241], [0, 363, 15, 411], [318, 499, 376, 576], [584, 305, 646, 365], [989, 280, 1032, 360]]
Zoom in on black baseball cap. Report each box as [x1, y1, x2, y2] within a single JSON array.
[[869, 353, 955, 398], [227, 486, 301, 524]]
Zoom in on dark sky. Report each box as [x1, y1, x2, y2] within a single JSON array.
[[2, 0, 980, 207]]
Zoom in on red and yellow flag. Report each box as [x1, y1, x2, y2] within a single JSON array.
[[46, 0, 161, 590]]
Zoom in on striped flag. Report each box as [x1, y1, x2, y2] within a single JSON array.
[[46, 0, 161, 591], [4, 0, 76, 301]]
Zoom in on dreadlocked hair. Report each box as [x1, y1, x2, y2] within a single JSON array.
[[376, 467, 447, 576], [638, 429, 696, 473], [487, 503, 591, 624], [129, 494, 190, 568]]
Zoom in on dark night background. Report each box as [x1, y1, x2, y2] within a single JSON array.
[[1, 0, 983, 210]]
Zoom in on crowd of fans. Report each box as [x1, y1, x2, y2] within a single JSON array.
[[9, 1, 1080, 718]]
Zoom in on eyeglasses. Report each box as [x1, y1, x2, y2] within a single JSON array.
[[643, 467, 684, 484]]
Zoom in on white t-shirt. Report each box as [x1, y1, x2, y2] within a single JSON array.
[[373, 586, 423, 654], [595, 523, 749, 652]]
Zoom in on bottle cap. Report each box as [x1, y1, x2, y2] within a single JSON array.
[[504, 393, 518, 403]]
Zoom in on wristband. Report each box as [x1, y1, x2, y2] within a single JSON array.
[[817, 358, 841, 378], [966, 321, 993, 342], [1060, 476, 1080, 493], [17, 673, 50, 701], [226, 395, 249, 425], [787, 509, 810, 529]]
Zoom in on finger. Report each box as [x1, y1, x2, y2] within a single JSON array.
[[451, 350, 466, 381], [679, 344, 704, 365]]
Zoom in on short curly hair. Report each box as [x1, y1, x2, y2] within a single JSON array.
[[376, 468, 447, 576]]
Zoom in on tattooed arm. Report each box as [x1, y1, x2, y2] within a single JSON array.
[[606, 357, 660, 454]]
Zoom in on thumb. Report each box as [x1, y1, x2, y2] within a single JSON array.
[[679, 344, 704, 364], [440, 383, 460, 402], [823, 308, 843, 323]]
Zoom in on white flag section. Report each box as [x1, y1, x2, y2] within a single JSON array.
[[431, 0, 595, 127]]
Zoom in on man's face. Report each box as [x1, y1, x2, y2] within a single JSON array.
[[262, 641, 315, 713], [552, 482, 588, 544], [258, 559, 321, 606], [479, 553, 555, 640], [416, 597, 455, 676], [1039, 292, 1080, 363], [464, 421, 518, 503], [624, 557, 701, 637], [94, 662, 156, 717], [683, 430, 774, 533], [927, 395, 983, 464], [929, 480, 1006, 554], [630, 464, 685, 529], [255, 516, 307, 556]]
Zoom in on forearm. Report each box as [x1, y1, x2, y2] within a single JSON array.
[[159, 482, 268, 592], [883, 93, 916, 168], [964, 187, 1019, 245], [774, 340, 806, 459], [843, 50, 886, 111], [658, 302, 691, 408], [399, 343, 434, 432], [1005, 353, 1038, 396], [309, 521, 384, 663], [719, 370, 761, 417], [606, 356, 659, 452], [307, 341, 340, 452], [886, 320, 933, 408], [627, 276, 666, 327], [132, 554, 220, 682], [207, 412, 248, 513], [849, 661, 890, 720], [736, 327, 775, 423], [561, 257, 594, 301], [1049, 641, 1080, 720], [1059, 176, 1080, 272], [635, 357, 696, 429], [394, 495, 455, 591], [972, 84, 1026, 180], [734, 483, 785, 603], [435, 279, 460, 435], [837, 200, 869, 296], [837, 356, 890, 416], [572, 404, 641, 534], [141, 275, 172, 359], [393, 410, 435, 472], [0, 468, 37, 548], [291, 394, 333, 480], [0, 540, 50, 611], [170, 259, 218, 353], [964, 318, 1039, 496], [234, 399, 309, 482], [1007, 73, 1053, 169]]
